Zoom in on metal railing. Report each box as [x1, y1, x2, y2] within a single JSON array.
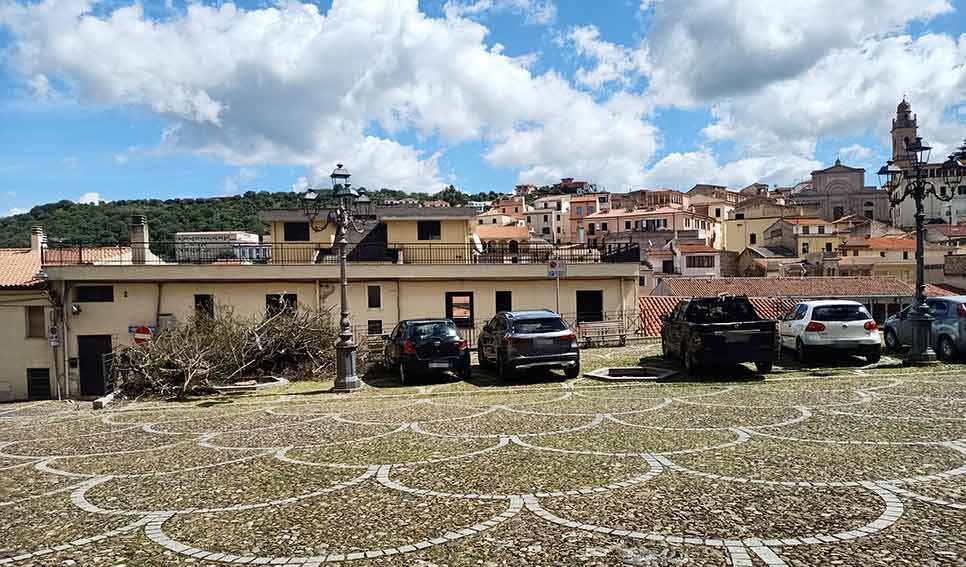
[[42, 241, 640, 266]]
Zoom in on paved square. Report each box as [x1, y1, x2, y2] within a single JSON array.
[[1, 344, 965, 566]]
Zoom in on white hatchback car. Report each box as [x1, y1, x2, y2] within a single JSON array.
[[779, 300, 881, 363]]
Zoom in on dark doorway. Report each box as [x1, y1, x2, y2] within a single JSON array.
[[78, 335, 112, 397], [576, 290, 604, 322], [27, 368, 52, 400], [495, 291, 512, 313]]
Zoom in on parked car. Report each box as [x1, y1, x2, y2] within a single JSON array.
[[884, 296, 966, 361], [384, 319, 471, 384], [477, 310, 580, 379], [779, 300, 881, 363], [661, 295, 779, 375]]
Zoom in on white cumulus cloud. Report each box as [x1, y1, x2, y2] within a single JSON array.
[[76, 192, 104, 204]]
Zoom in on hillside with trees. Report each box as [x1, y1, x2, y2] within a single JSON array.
[[0, 187, 507, 247]]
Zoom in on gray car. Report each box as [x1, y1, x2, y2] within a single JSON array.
[[477, 310, 580, 379], [883, 296, 966, 361]]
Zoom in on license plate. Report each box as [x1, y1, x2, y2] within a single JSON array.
[[726, 334, 750, 343], [429, 362, 450, 369], [535, 338, 554, 347]]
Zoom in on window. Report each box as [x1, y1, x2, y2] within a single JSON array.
[[802, 226, 810, 234], [601, 222, 608, 232], [749, 233, 757, 245], [556, 214, 561, 221], [26, 306, 45, 338], [825, 242, 833, 253], [492, 218, 497, 224], [735, 213, 745, 220], [685, 218, 691, 228], [478, 219, 483, 225], [367, 320, 383, 335], [903, 251, 909, 260], [853, 250, 859, 256], [588, 206, 595, 214], [686, 255, 715, 268], [714, 207, 722, 217], [283, 221, 310, 242], [495, 290, 512, 313], [417, 220, 442, 241], [880, 251, 886, 258], [812, 305, 872, 322], [445, 292, 474, 327], [194, 294, 214, 318], [366, 285, 382, 309], [639, 275, 647, 286], [818, 225, 826, 234], [588, 224, 596, 235], [543, 215, 548, 222], [556, 226, 561, 234], [802, 242, 810, 254], [542, 227, 550, 235], [74, 286, 114, 303], [512, 317, 567, 333], [575, 206, 583, 215], [266, 293, 297, 316], [662, 259, 674, 273], [625, 221, 631, 230], [833, 206, 845, 219]]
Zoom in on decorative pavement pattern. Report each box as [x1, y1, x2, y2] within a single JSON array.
[[1, 355, 965, 565]]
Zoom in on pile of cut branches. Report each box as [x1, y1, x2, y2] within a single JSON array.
[[109, 306, 363, 398]]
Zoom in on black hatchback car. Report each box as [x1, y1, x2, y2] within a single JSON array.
[[477, 310, 580, 379], [384, 319, 471, 384]]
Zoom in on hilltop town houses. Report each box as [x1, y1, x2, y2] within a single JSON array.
[[2, 98, 965, 401]]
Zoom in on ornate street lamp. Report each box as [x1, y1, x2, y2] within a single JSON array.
[[300, 164, 368, 391], [878, 138, 965, 363]]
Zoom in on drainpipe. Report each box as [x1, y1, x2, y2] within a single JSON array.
[[155, 283, 164, 327], [60, 281, 71, 400]]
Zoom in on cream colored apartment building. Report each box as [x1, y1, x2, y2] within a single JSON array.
[[2, 207, 639, 400]]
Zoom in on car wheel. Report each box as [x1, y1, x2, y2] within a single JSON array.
[[564, 364, 580, 379], [865, 348, 881, 364], [682, 343, 699, 375], [478, 345, 492, 369], [459, 367, 472, 380], [755, 361, 773, 374], [498, 353, 515, 380], [884, 329, 899, 351], [938, 336, 958, 362], [796, 339, 809, 363]]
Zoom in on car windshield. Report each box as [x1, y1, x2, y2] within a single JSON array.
[[512, 317, 567, 334], [409, 322, 459, 340], [686, 299, 758, 324], [812, 305, 871, 321]]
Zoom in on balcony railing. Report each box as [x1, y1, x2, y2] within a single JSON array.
[[42, 241, 641, 266]]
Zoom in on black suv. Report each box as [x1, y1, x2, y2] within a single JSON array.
[[477, 310, 580, 379], [384, 319, 471, 384]]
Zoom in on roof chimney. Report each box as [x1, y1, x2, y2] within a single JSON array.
[[30, 226, 45, 253], [129, 215, 149, 265]]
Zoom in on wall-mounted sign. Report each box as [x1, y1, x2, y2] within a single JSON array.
[[131, 325, 153, 345], [548, 259, 567, 278]]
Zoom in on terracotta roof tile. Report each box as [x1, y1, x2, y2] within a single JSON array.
[[676, 244, 717, 253], [0, 248, 42, 288], [929, 224, 966, 237], [638, 296, 796, 337], [653, 276, 916, 298]]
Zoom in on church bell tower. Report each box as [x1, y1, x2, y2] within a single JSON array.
[[891, 98, 918, 166]]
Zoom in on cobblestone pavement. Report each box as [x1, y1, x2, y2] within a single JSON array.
[[2, 345, 966, 566]]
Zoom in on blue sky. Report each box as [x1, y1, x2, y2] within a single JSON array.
[[1, 0, 965, 215]]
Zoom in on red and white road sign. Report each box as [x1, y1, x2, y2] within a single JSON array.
[[132, 325, 153, 344]]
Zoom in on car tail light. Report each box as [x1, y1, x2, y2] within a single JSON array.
[[402, 340, 416, 355], [502, 335, 513, 345], [805, 321, 826, 332], [561, 331, 577, 341], [958, 303, 966, 318], [457, 339, 467, 352], [863, 320, 878, 331]]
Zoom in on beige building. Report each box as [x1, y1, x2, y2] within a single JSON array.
[[721, 198, 820, 252], [785, 160, 890, 223], [583, 207, 714, 249], [527, 195, 571, 243], [24, 208, 638, 400], [838, 235, 946, 283]]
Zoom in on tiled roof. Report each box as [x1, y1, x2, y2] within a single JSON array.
[[745, 245, 798, 258], [928, 224, 966, 237], [853, 236, 917, 251], [782, 218, 829, 226], [653, 276, 917, 298], [676, 244, 717, 254], [638, 296, 796, 337], [926, 283, 964, 297], [474, 224, 530, 240], [41, 246, 132, 265], [0, 248, 42, 288]]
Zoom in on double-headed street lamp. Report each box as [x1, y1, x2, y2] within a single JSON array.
[[300, 164, 370, 392], [878, 138, 966, 364]]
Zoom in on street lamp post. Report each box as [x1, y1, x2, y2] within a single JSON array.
[[878, 138, 966, 364], [300, 164, 369, 392]]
